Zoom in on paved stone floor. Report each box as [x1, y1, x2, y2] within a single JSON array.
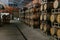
[[0, 21, 57, 40], [0, 24, 25, 40], [17, 22, 57, 40]]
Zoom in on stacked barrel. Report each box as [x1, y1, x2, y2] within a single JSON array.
[[28, 7, 34, 26], [19, 0, 60, 39], [20, 3, 40, 28], [47, 0, 60, 39], [40, 4, 43, 30], [19, 7, 27, 22], [24, 8, 29, 25], [39, 0, 60, 39], [39, 1, 51, 34], [29, 3, 40, 28]]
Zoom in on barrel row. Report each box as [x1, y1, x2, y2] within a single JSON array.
[[19, 2, 60, 39], [40, 13, 60, 24]]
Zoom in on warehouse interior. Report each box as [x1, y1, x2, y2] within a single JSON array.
[[0, 0, 60, 40]]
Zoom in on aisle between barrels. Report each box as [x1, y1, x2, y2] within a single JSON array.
[[0, 24, 25, 40], [16, 22, 51, 40]]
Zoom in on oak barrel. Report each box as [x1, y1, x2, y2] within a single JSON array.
[[43, 24, 50, 32], [53, 0, 60, 9], [57, 29, 60, 38], [50, 14, 55, 22], [56, 14, 60, 24], [40, 4, 43, 11], [40, 23, 43, 30], [40, 14, 43, 21], [44, 3, 47, 10], [50, 27, 57, 36], [43, 13, 50, 21]]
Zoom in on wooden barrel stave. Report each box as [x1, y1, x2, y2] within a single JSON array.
[[44, 3, 47, 10], [43, 24, 48, 32], [34, 21, 39, 25], [40, 23, 43, 30], [57, 28, 60, 38], [50, 14, 55, 22], [56, 14, 60, 24], [50, 13, 60, 24], [33, 13, 39, 19], [30, 20, 34, 26], [50, 27, 57, 36], [43, 13, 47, 21], [43, 13, 50, 21], [40, 4, 43, 11], [40, 14, 43, 21], [43, 24, 50, 32]]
